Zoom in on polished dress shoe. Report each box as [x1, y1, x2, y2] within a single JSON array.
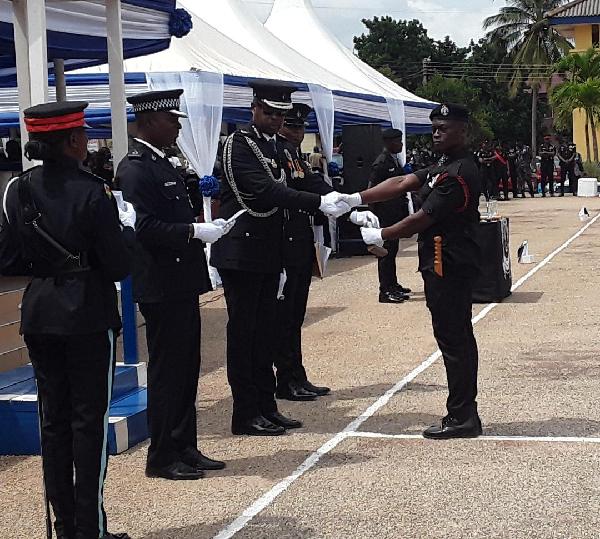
[[232, 415, 286, 436], [303, 380, 331, 396], [145, 461, 204, 480], [393, 283, 412, 294], [276, 380, 317, 401], [379, 290, 406, 304], [423, 415, 482, 440], [181, 447, 226, 471], [264, 411, 303, 429]]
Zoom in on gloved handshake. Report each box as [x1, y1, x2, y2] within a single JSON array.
[[192, 219, 236, 243], [318, 191, 363, 218]]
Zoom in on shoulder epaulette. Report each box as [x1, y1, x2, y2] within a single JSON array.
[[127, 147, 143, 159]]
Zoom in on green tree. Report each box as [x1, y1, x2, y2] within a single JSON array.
[[483, 0, 572, 152], [353, 17, 469, 92], [551, 48, 600, 160]]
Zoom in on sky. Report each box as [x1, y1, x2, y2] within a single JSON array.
[[242, 0, 502, 49]]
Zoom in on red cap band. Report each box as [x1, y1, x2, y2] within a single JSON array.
[[24, 111, 86, 133]]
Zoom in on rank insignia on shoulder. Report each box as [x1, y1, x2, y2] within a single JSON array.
[[163, 181, 177, 187], [151, 154, 157, 161], [428, 175, 437, 189], [389, 168, 395, 172], [127, 149, 142, 159]]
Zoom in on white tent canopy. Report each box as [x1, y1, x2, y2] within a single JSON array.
[[265, 0, 429, 104]]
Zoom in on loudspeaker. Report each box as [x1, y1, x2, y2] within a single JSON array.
[[341, 124, 383, 194]]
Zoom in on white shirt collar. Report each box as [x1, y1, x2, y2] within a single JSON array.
[[263, 133, 276, 142], [134, 137, 166, 159]]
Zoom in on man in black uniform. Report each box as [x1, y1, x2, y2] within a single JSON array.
[[0, 101, 131, 539], [343, 103, 483, 439], [368, 128, 411, 304], [117, 90, 229, 481], [518, 144, 536, 197], [478, 140, 497, 201], [539, 135, 556, 197], [557, 140, 576, 196], [274, 103, 349, 401], [495, 142, 511, 201], [507, 143, 521, 197], [211, 80, 351, 435]]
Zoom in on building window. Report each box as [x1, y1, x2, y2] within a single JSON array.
[[593, 25, 600, 47]]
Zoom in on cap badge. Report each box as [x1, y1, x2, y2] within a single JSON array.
[[440, 105, 449, 117]]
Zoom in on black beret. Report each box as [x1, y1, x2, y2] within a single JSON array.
[[284, 103, 312, 127], [248, 79, 298, 110], [382, 128, 403, 140], [429, 103, 469, 122], [127, 89, 187, 117]]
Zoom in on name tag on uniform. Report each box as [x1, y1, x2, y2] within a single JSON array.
[[163, 181, 177, 187]]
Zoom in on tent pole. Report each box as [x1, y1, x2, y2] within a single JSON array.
[[54, 59, 66, 101], [106, 0, 128, 167]]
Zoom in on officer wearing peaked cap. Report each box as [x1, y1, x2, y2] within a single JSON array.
[[117, 89, 229, 481], [0, 101, 132, 539], [274, 102, 334, 402], [211, 80, 352, 436], [342, 103, 484, 439]]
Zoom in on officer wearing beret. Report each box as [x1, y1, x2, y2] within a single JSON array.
[[0, 101, 131, 538], [343, 103, 483, 439], [274, 103, 333, 401], [211, 80, 351, 436], [117, 90, 229, 480], [368, 128, 412, 304]]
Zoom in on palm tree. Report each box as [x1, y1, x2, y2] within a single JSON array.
[[551, 48, 600, 161], [483, 1, 572, 152]]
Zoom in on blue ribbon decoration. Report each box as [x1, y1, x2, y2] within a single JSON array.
[[200, 175, 220, 197], [168, 8, 193, 38]]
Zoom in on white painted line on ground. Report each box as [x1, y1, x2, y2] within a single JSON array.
[[213, 212, 600, 539], [349, 431, 600, 444]]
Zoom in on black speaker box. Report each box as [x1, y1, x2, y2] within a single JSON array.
[[336, 205, 370, 257], [341, 124, 383, 194]]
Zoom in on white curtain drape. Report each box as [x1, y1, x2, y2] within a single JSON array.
[[385, 97, 407, 166], [146, 70, 224, 178], [308, 83, 335, 162]]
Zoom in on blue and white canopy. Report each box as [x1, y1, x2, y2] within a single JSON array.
[[0, 0, 192, 87]]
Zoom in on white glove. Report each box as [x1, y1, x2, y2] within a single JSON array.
[[350, 210, 380, 228], [118, 201, 136, 230], [319, 191, 351, 218], [193, 222, 227, 243], [212, 218, 236, 235], [361, 227, 384, 247], [340, 192, 362, 208]]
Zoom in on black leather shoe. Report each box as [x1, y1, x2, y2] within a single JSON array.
[[303, 380, 331, 396], [379, 290, 406, 304], [232, 415, 286, 436], [145, 461, 204, 480], [423, 415, 482, 440], [276, 380, 317, 401], [392, 283, 412, 294], [102, 534, 132, 539], [181, 447, 226, 471], [264, 411, 303, 429]]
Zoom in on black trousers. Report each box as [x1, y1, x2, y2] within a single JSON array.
[[498, 165, 512, 199], [560, 164, 577, 195], [219, 269, 279, 424], [274, 263, 313, 387], [423, 272, 479, 421], [481, 165, 498, 200], [506, 164, 519, 198], [139, 298, 201, 469], [377, 238, 400, 292], [518, 165, 536, 196], [25, 331, 116, 539], [540, 162, 554, 194]]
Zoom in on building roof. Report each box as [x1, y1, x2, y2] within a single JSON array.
[[547, 0, 600, 18]]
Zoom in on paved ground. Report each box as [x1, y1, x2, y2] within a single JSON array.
[[1, 195, 600, 539]]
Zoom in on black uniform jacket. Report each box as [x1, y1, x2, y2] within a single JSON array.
[[116, 139, 211, 303], [0, 160, 131, 335], [539, 142, 556, 164], [368, 150, 409, 227], [210, 125, 321, 274], [279, 135, 332, 268], [558, 144, 575, 166], [414, 152, 481, 278]]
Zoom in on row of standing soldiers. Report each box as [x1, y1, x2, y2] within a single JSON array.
[[477, 138, 581, 200]]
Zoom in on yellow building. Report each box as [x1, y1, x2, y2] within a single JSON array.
[[549, 0, 600, 160]]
